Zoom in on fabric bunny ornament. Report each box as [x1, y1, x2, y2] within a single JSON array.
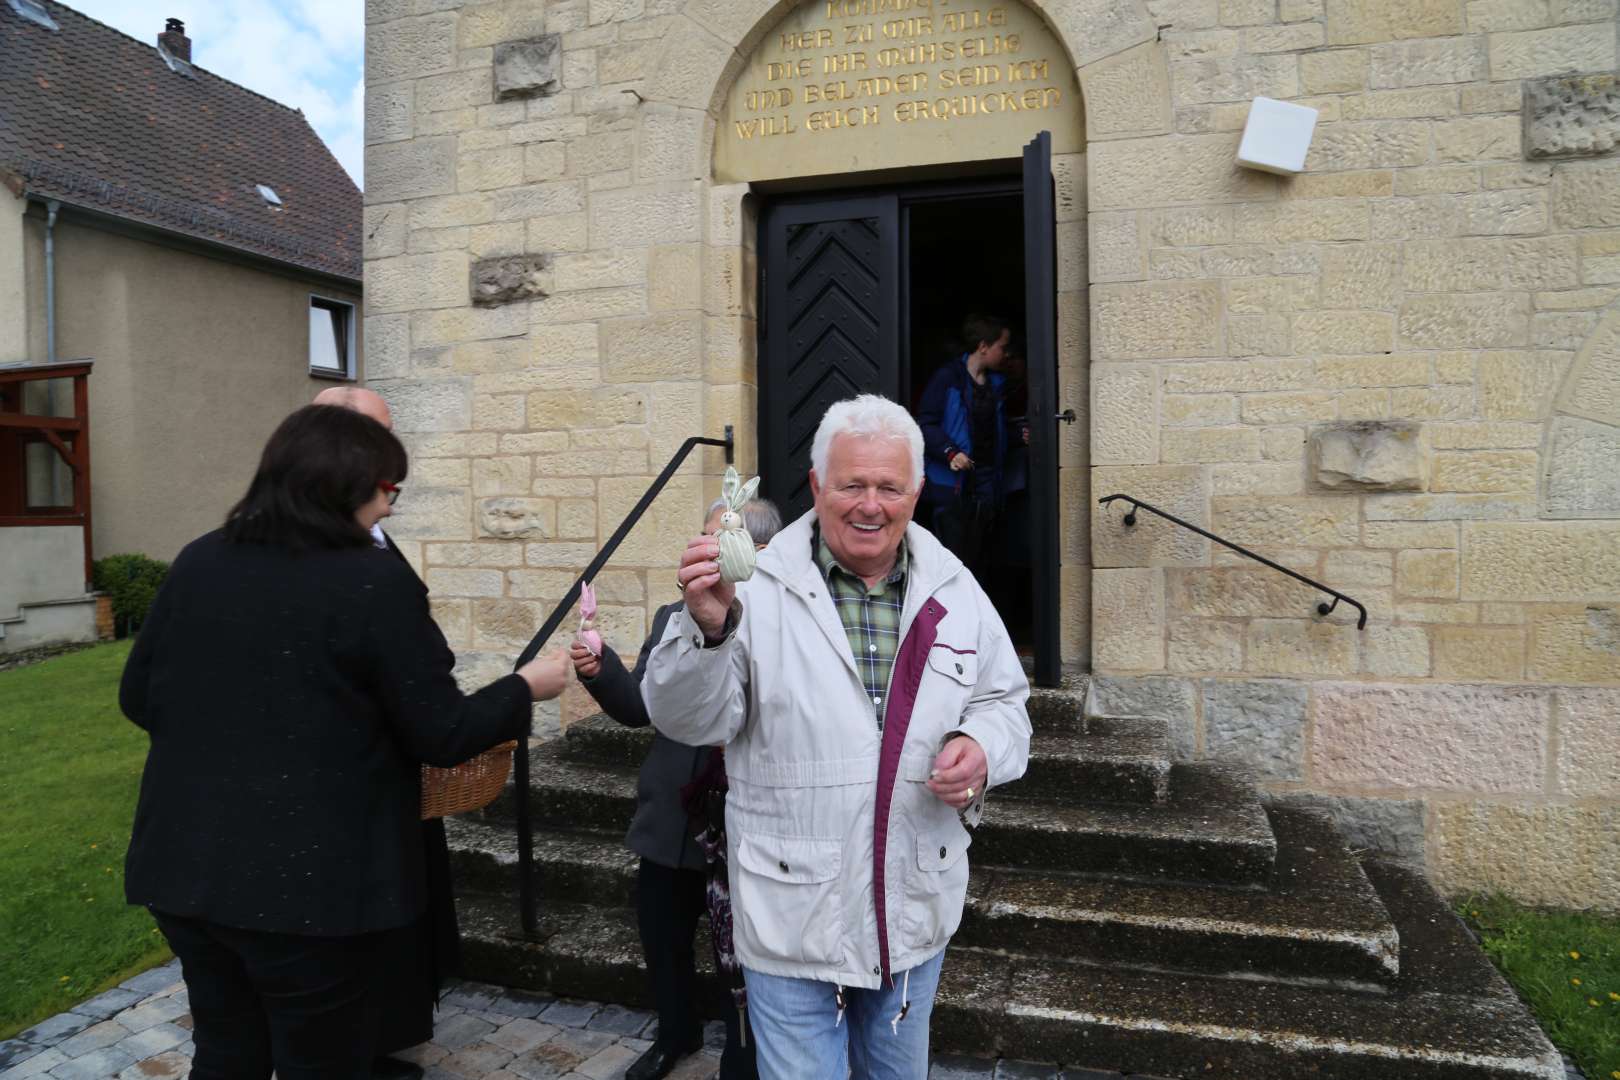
[[575, 581, 603, 657], [715, 466, 761, 584]]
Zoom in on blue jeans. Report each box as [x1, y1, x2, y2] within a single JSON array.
[[743, 950, 946, 1080]]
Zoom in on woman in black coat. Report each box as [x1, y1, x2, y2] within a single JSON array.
[[570, 497, 783, 1080], [120, 405, 569, 1080]]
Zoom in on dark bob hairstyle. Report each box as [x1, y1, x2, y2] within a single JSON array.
[[224, 404, 408, 550]]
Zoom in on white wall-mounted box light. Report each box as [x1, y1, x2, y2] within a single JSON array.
[[1236, 96, 1319, 175]]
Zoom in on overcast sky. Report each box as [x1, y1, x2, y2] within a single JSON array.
[[69, 0, 365, 188]]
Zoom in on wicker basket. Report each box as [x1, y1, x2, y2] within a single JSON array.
[[421, 741, 517, 820]]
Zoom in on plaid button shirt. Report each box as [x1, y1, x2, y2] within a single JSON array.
[[814, 527, 909, 730]]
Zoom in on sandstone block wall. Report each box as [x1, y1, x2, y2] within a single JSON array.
[[364, 0, 1619, 907], [1086, 0, 1620, 909]]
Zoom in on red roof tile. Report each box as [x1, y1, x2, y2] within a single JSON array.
[[0, 0, 362, 281]]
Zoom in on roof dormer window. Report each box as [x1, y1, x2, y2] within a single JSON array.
[[7, 0, 59, 30], [256, 184, 283, 209]]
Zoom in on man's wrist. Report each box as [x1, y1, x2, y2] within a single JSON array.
[[695, 601, 740, 647]]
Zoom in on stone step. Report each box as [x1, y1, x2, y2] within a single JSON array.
[[447, 805, 1392, 989], [559, 716, 1171, 804], [1026, 675, 1090, 734], [560, 713, 656, 768], [972, 763, 1275, 887], [556, 694, 1140, 773], [456, 894, 729, 1017], [1081, 713, 1172, 741], [484, 742, 643, 832], [456, 861, 1559, 1079], [1005, 730, 1172, 805], [960, 805, 1397, 989], [933, 861, 1563, 1079], [487, 746, 1273, 886], [444, 816, 637, 902]]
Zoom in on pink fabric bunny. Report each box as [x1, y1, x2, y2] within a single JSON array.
[[576, 581, 603, 657]]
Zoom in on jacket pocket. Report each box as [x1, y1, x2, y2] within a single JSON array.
[[928, 646, 977, 687], [898, 821, 972, 953], [733, 832, 846, 968]]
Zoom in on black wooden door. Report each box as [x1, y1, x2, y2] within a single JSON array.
[[759, 195, 901, 520], [1023, 131, 1062, 687]]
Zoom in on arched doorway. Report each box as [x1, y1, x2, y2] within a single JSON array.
[[713, 0, 1085, 681]]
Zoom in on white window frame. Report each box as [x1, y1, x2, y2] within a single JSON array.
[[308, 294, 357, 380]]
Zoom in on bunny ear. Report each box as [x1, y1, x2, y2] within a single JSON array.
[[721, 466, 740, 503], [578, 581, 597, 619], [736, 476, 760, 508]]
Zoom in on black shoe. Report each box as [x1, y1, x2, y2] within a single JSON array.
[[625, 1037, 703, 1080], [371, 1056, 424, 1080]]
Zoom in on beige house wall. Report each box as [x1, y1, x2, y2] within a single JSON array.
[[0, 195, 26, 363], [363, 0, 1619, 909], [14, 209, 364, 562]]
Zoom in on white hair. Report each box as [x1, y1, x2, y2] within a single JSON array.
[[810, 395, 924, 491]]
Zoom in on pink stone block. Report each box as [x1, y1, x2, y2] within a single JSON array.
[[1311, 682, 1549, 793], [1557, 687, 1620, 798]]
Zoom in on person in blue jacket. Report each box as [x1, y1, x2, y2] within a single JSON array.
[[915, 313, 1012, 574]]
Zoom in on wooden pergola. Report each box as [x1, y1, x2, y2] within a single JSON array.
[[0, 359, 93, 585]]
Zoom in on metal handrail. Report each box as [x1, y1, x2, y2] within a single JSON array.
[[1097, 493, 1368, 630], [510, 427, 734, 935]]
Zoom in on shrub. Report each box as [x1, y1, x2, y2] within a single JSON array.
[[91, 554, 169, 637]]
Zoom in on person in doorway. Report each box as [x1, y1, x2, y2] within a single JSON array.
[[915, 314, 1011, 577], [569, 495, 784, 1080], [119, 404, 571, 1079], [643, 394, 1031, 1080], [312, 384, 455, 1080], [985, 338, 1033, 633]]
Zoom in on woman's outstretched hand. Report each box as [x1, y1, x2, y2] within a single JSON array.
[[517, 649, 570, 701]]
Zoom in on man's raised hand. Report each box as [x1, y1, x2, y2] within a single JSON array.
[[676, 534, 736, 640]]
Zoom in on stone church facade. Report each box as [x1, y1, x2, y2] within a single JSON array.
[[363, 0, 1619, 909]]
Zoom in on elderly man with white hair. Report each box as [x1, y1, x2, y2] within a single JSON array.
[[643, 394, 1031, 1079]]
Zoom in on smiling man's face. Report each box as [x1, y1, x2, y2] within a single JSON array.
[[809, 433, 919, 581]]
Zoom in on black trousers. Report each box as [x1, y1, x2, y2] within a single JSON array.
[[637, 858, 757, 1080], [930, 493, 999, 578], [376, 818, 459, 1054], [154, 909, 410, 1080]]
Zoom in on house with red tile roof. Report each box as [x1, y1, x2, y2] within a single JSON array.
[[0, 0, 364, 651]]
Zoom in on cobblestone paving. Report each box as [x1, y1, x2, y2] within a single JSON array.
[[0, 962, 1165, 1079]]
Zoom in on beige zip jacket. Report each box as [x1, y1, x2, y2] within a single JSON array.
[[642, 511, 1031, 989]]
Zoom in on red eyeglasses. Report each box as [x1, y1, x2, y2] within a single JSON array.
[[379, 482, 402, 506]]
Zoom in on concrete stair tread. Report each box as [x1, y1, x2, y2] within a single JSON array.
[[529, 739, 638, 796], [1011, 730, 1174, 806], [560, 713, 651, 766], [456, 861, 1557, 1078], [962, 805, 1398, 987], [989, 763, 1269, 842], [934, 860, 1561, 1079], [503, 745, 1275, 885], [976, 762, 1275, 886], [449, 805, 1386, 987], [1081, 713, 1171, 740], [445, 815, 635, 876], [1026, 677, 1090, 733], [456, 893, 729, 1014], [1028, 729, 1170, 764]]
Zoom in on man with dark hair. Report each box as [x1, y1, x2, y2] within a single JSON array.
[[914, 314, 1012, 575]]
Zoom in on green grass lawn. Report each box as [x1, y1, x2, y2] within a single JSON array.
[[0, 641, 171, 1040], [1458, 894, 1620, 1080]]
